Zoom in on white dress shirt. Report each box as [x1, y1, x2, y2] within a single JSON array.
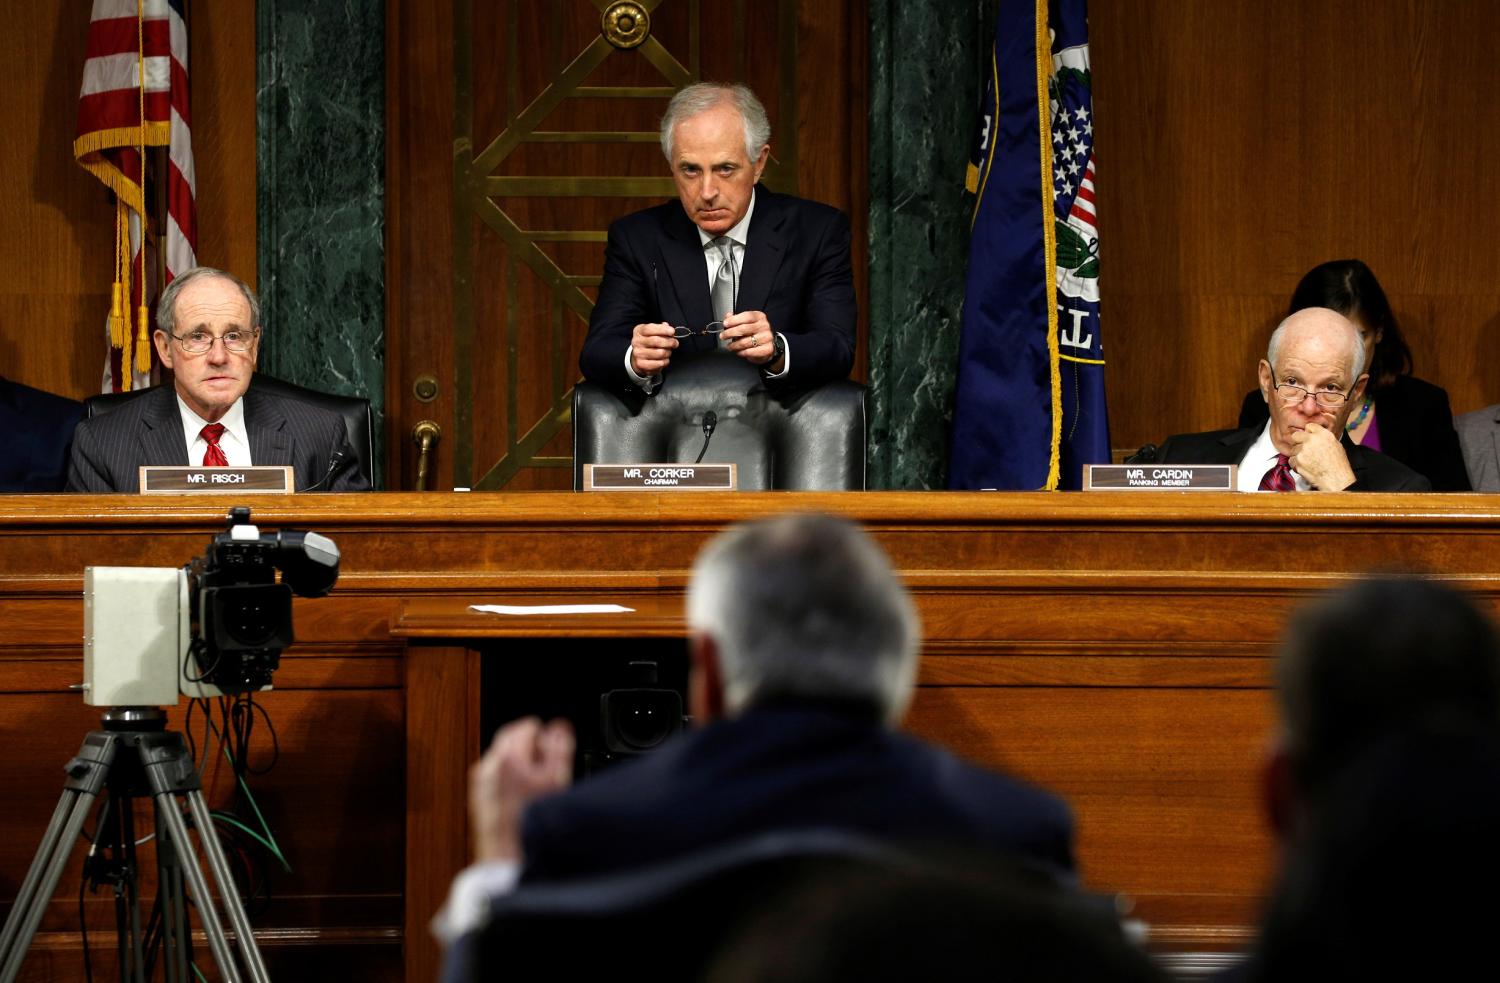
[[178, 395, 251, 467], [1238, 421, 1310, 492], [431, 860, 520, 943]]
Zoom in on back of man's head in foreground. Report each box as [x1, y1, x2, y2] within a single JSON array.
[[1275, 577, 1500, 797], [686, 512, 920, 725]]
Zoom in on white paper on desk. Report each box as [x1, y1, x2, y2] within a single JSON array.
[[468, 603, 635, 616]]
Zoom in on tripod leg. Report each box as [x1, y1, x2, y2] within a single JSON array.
[[135, 731, 272, 983], [0, 791, 96, 983], [0, 732, 120, 983], [155, 802, 191, 983], [185, 790, 271, 983], [149, 793, 244, 983], [115, 797, 148, 983]]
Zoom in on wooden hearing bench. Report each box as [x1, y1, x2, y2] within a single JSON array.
[[2, 491, 1497, 981]]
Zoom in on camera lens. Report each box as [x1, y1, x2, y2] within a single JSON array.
[[204, 584, 293, 651], [602, 689, 682, 753], [225, 597, 278, 646]]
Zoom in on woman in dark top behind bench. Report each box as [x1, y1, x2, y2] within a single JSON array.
[[1239, 259, 1471, 491]]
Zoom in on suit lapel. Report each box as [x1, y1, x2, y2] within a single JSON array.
[[1340, 433, 1376, 486], [1221, 427, 1260, 465], [655, 205, 714, 331], [244, 390, 293, 466], [141, 387, 190, 467], [736, 188, 786, 315]]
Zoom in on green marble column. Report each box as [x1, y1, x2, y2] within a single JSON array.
[[867, 1, 990, 489], [257, 0, 386, 486]]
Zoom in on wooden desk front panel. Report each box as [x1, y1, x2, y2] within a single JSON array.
[[2, 491, 1496, 979]]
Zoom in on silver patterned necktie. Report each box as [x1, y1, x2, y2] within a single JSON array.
[[710, 236, 736, 349]]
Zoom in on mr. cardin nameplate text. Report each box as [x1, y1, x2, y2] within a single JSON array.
[[1084, 464, 1235, 491]]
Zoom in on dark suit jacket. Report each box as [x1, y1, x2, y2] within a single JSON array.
[[1456, 403, 1500, 492], [66, 383, 369, 493], [1238, 375, 1469, 490], [1154, 425, 1431, 491], [0, 376, 84, 492], [518, 702, 1075, 885], [579, 188, 857, 395]]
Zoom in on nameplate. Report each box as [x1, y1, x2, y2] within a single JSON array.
[[139, 466, 295, 494], [1084, 464, 1236, 491], [584, 463, 736, 491]]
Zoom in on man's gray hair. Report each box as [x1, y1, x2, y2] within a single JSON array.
[[156, 266, 261, 335], [660, 82, 771, 163], [1266, 308, 1364, 379], [686, 512, 921, 725]]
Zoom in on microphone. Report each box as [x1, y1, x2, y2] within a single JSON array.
[[694, 411, 717, 464], [302, 447, 351, 492], [1125, 443, 1159, 465]]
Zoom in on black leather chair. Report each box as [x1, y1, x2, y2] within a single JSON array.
[[83, 374, 375, 488], [449, 829, 1137, 982], [452, 830, 915, 981], [572, 352, 866, 490]]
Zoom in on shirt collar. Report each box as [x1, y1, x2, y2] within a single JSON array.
[[697, 187, 756, 249], [177, 392, 248, 446]]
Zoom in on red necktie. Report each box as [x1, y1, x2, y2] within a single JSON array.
[[201, 423, 228, 467], [1258, 453, 1296, 492]]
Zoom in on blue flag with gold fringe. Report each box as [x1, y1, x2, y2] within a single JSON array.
[[949, 0, 1109, 490]]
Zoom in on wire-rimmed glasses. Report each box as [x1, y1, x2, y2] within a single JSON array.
[[169, 328, 259, 355], [671, 321, 726, 340], [1271, 374, 1351, 408]]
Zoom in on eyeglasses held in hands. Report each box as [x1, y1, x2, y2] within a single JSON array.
[[671, 321, 726, 340]]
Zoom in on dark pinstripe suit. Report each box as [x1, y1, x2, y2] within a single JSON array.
[[66, 383, 369, 493]]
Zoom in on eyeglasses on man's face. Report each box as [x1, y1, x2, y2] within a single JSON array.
[[1271, 373, 1351, 408], [170, 327, 259, 355]]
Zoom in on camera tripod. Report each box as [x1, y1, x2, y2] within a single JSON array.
[[0, 708, 271, 983]]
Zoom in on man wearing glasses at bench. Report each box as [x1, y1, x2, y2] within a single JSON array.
[[579, 82, 856, 396], [66, 267, 369, 493], [1148, 307, 1429, 491]]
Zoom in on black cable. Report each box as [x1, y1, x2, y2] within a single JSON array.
[[242, 697, 280, 776], [694, 411, 718, 463], [182, 636, 217, 683]]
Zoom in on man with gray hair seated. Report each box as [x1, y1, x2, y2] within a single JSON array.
[[437, 513, 1074, 944], [579, 82, 856, 395], [66, 266, 368, 493]]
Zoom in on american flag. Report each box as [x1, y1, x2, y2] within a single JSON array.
[[1051, 75, 1097, 245], [75, 0, 197, 392]]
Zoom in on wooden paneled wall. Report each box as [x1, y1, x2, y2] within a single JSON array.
[[1092, 0, 1500, 454], [0, 3, 255, 401], [6, 3, 1497, 455]]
